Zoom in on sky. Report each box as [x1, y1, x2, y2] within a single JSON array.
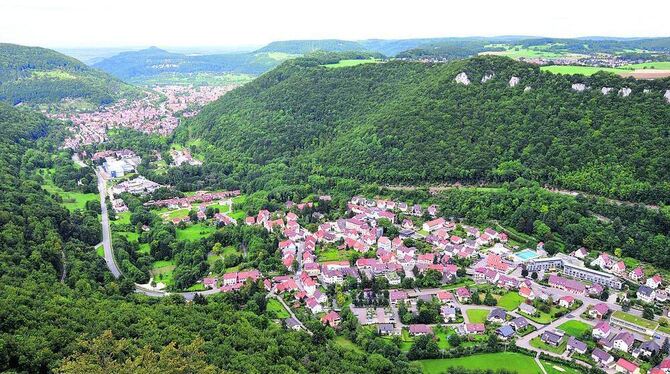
[[1, 0, 668, 49]]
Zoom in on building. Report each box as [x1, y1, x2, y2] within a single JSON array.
[[567, 337, 588, 354], [541, 330, 565, 346], [592, 348, 614, 367], [408, 324, 433, 336], [615, 358, 640, 374], [526, 257, 622, 289], [637, 285, 656, 303]]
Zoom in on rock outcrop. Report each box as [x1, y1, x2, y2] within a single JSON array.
[[618, 87, 632, 97], [665, 90, 670, 103], [571, 83, 587, 92], [601, 87, 613, 95], [509, 76, 520, 87], [455, 72, 470, 85], [481, 73, 495, 83]]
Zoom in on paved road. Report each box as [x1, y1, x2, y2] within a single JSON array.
[[97, 168, 122, 278]]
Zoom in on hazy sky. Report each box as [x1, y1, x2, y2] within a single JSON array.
[[1, 0, 668, 48]]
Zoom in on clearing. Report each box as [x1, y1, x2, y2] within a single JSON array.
[[465, 309, 489, 324], [419, 352, 542, 374], [557, 320, 592, 337]]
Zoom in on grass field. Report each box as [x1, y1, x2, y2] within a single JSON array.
[[176, 223, 216, 241], [96, 244, 104, 257], [114, 211, 131, 225], [317, 247, 353, 262], [540, 360, 583, 374], [541, 65, 629, 76], [323, 59, 380, 68], [41, 170, 99, 212], [558, 320, 592, 337], [465, 309, 489, 324], [519, 307, 564, 325], [334, 336, 363, 353], [151, 260, 176, 286], [497, 292, 525, 311], [267, 298, 290, 318], [623, 61, 670, 70], [130, 72, 255, 86], [186, 283, 206, 291], [419, 352, 543, 374]]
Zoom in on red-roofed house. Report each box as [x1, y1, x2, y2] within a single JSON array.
[[321, 311, 341, 326], [616, 358, 640, 374]]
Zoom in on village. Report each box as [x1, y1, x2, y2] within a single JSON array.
[[102, 177, 670, 374], [50, 84, 234, 149]]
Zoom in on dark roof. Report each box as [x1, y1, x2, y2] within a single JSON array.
[[568, 337, 587, 352], [488, 308, 507, 320], [511, 317, 529, 329], [641, 340, 661, 353], [638, 285, 655, 296], [377, 323, 394, 333], [592, 348, 612, 362], [541, 331, 564, 345], [496, 325, 515, 337]]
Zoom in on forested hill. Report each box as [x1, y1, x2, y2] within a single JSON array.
[[93, 46, 295, 81], [256, 39, 368, 54], [178, 55, 670, 204], [0, 103, 417, 373], [0, 43, 137, 108]]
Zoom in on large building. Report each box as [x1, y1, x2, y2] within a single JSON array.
[[526, 255, 622, 289]]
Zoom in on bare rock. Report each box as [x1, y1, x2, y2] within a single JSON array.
[[524, 86, 532, 92], [455, 72, 470, 85], [509, 76, 520, 87], [618, 87, 632, 97], [601, 87, 613, 95], [665, 90, 670, 103], [571, 83, 587, 92], [481, 73, 495, 83]]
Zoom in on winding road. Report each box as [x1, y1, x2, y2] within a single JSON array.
[[97, 168, 122, 278]]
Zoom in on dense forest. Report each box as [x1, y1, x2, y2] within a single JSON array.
[[93, 47, 294, 81], [256, 39, 368, 54], [176, 55, 670, 204], [0, 43, 138, 107], [0, 103, 425, 373]]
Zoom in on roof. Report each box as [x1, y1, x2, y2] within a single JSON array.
[[409, 324, 432, 334], [592, 348, 612, 362], [616, 358, 639, 372], [568, 337, 587, 352], [497, 325, 515, 337]]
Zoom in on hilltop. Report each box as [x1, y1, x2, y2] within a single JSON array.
[[177, 55, 670, 204], [255, 39, 368, 54], [0, 43, 138, 109], [93, 46, 297, 82]]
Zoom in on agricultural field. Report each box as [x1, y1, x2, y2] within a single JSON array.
[[541, 64, 670, 79], [419, 352, 543, 374], [130, 72, 255, 86], [557, 320, 592, 337], [323, 59, 380, 68], [541, 65, 630, 76], [465, 309, 489, 324]]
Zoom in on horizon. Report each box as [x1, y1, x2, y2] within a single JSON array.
[[1, 0, 669, 49]]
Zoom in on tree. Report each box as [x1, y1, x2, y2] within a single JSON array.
[[521, 268, 529, 278], [643, 305, 655, 320]]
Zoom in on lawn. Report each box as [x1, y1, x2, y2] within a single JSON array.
[[228, 210, 246, 221], [518, 307, 564, 325], [138, 243, 150, 254], [540, 360, 583, 374], [334, 336, 363, 353], [41, 172, 99, 212], [622, 61, 670, 70], [558, 320, 592, 337], [530, 336, 567, 355], [151, 260, 176, 286], [114, 211, 131, 225], [465, 309, 489, 324], [165, 208, 190, 220], [186, 283, 206, 291], [317, 247, 353, 262], [433, 327, 455, 350], [96, 244, 104, 257], [419, 352, 543, 374], [497, 292, 525, 311], [323, 59, 380, 68], [176, 223, 216, 241], [267, 298, 290, 319]]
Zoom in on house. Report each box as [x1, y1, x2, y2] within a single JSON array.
[[613, 332, 635, 352], [203, 277, 217, 289], [245, 216, 256, 225], [558, 295, 575, 308], [456, 287, 471, 303], [592, 348, 614, 367], [321, 311, 341, 327], [567, 337, 588, 354], [611, 260, 625, 273], [496, 325, 515, 340], [222, 272, 238, 286], [464, 323, 485, 335], [408, 324, 433, 336], [593, 321, 611, 339], [422, 217, 446, 232], [541, 330, 565, 346], [441, 306, 457, 322], [629, 267, 644, 282], [390, 290, 408, 304], [510, 317, 529, 331], [377, 323, 397, 336], [637, 285, 656, 303], [590, 303, 610, 319], [437, 291, 455, 304], [519, 303, 537, 316], [615, 358, 640, 374], [487, 308, 507, 324], [573, 247, 589, 259], [592, 253, 614, 270], [306, 297, 322, 314], [548, 274, 586, 295], [647, 274, 663, 289], [656, 358, 670, 373], [637, 340, 660, 358], [519, 286, 535, 300], [285, 317, 302, 331]]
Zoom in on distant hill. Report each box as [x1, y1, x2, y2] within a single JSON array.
[[93, 47, 295, 82], [255, 39, 367, 54], [0, 43, 138, 108], [177, 55, 670, 204]]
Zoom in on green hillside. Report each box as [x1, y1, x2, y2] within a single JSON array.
[[177, 55, 670, 204], [94, 46, 297, 82], [0, 43, 138, 108]]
